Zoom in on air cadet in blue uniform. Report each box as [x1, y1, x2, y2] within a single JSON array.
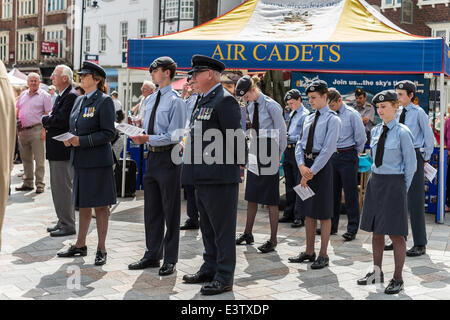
[[181, 55, 245, 295], [57, 61, 116, 266], [235, 75, 287, 253], [358, 90, 416, 294], [288, 80, 341, 269], [384, 80, 434, 257], [326, 88, 366, 241], [279, 89, 309, 228], [128, 57, 186, 276]]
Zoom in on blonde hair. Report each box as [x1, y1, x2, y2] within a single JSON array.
[[250, 75, 261, 91]]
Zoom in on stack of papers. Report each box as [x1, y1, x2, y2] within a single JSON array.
[[293, 184, 315, 201], [424, 162, 437, 182], [115, 123, 145, 136], [52, 132, 75, 142]]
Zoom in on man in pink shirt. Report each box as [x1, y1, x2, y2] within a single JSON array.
[[15, 73, 52, 193]]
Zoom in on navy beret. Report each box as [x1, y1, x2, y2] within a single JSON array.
[[149, 56, 176, 73], [235, 75, 252, 97], [78, 61, 106, 78], [355, 87, 366, 96], [188, 54, 225, 75], [305, 80, 328, 94], [395, 80, 416, 93], [284, 89, 301, 102], [372, 90, 398, 104]]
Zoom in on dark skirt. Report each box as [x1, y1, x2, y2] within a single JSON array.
[[360, 173, 408, 236], [73, 166, 117, 208], [299, 158, 333, 220]]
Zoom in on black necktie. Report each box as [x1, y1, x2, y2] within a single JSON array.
[[305, 111, 320, 154], [399, 108, 407, 124], [54, 95, 61, 106], [189, 94, 201, 127], [287, 110, 297, 131], [375, 125, 389, 167], [147, 91, 161, 135], [252, 102, 259, 133]]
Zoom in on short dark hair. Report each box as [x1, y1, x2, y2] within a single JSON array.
[[161, 62, 177, 80], [327, 88, 341, 103]]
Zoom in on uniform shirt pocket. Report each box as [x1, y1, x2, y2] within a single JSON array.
[[384, 139, 400, 150]]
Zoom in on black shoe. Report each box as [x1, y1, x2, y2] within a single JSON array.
[[159, 263, 176, 276], [258, 240, 276, 253], [384, 278, 404, 294], [13, 159, 22, 165], [180, 221, 199, 230], [57, 245, 87, 257], [95, 251, 107, 266], [128, 258, 160, 270], [291, 219, 304, 228], [279, 216, 293, 223], [236, 233, 254, 245], [47, 225, 59, 233], [15, 185, 33, 191], [50, 229, 76, 237], [200, 280, 232, 296], [384, 243, 394, 251], [311, 255, 329, 269], [288, 252, 316, 263], [342, 232, 356, 241], [406, 246, 426, 257], [183, 271, 214, 284], [357, 271, 384, 285]]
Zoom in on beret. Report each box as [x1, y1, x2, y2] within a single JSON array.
[[305, 80, 327, 94], [149, 56, 176, 73], [188, 54, 225, 75], [372, 90, 398, 104], [284, 89, 301, 102], [235, 75, 252, 97], [394, 80, 416, 93], [355, 87, 366, 96], [78, 61, 106, 78]]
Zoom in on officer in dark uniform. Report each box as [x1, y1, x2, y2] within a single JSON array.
[[181, 55, 245, 295], [127, 57, 186, 276]]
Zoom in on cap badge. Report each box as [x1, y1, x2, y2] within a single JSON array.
[[287, 95, 291, 100], [310, 86, 315, 91], [240, 90, 245, 95], [379, 95, 384, 101], [399, 84, 403, 89]]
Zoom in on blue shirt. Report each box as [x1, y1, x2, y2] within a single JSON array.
[[295, 106, 341, 175], [370, 120, 417, 190], [85, 89, 97, 100], [335, 103, 367, 153], [143, 84, 186, 147], [287, 104, 309, 144], [247, 93, 287, 156], [184, 93, 200, 128], [395, 103, 434, 161]]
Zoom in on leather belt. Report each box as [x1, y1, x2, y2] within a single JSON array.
[[336, 146, 355, 154], [287, 143, 296, 149], [22, 123, 41, 130], [148, 144, 176, 153], [303, 150, 319, 160]]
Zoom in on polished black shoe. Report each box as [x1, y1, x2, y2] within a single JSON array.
[[236, 233, 254, 245], [128, 258, 160, 270], [384, 243, 394, 251], [15, 185, 33, 192], [57, 245, 87, 257], [200, 280, 232, 296], [159, 263, 176, 276], [47, 225, 59, 233], [357, 271, 384, 285], [258, 240, 276, 253], [94, 251, 107, 266], [291, 219, 305, 228], [279, 215, 293, 223], [384, 278, 404, 294], [311, 255, 329, 269], [180, 221, 199, 230], [406, 246, 426, 257], [183, 271, 214, 284], [288, 252, 316, 263], [50, 229, 76, 237], [342, 232, 356, 241]]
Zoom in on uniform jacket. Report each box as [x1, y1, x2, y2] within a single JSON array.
[[182, 84, 245, 185], [42, 85, 79, 161], [69, 90, 116, 169]]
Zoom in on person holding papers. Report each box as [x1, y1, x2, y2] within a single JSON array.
[[288, 80, 340, 269], [358, 90, 416, 294], [57, 61, 116, 266], [235, 75, 287, 254]]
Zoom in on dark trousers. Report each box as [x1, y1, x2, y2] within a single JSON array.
[[184, 184, 199, 223], [331, 151, 360, 234], [196, 183, 238, 286], [143, 150, 181, 263], [282, 148, 303, 220], [408, 150, 427, 246]]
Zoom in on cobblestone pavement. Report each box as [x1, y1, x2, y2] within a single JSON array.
[[1, 163, 449, 300]]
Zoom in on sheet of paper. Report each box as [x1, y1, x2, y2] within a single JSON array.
[[115, 123, 145, 136], [52, 132, 75, 142], [247, 153, 259, 176], [293, 184, 315, 201], [424, 162, 437, 182]]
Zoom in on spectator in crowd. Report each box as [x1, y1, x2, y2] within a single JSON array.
[[133, 81, 156, 125], [15, 73, 52, 194], [444, 106, 450, 211], [13, 86, 25, 165], [111, 91, 122, 111], [48, 85, 58, 105], [74, 84, 85, 96], [353, 88, 375, 143]]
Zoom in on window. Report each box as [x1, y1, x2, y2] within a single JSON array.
[[47, 0, 65, 12], [180, 0, 194, 19], [428, 22, 450, 45], [418, 0, 450, 8], [381, 0, 402, 9], [401, 0, 413, 24], [18, 30, 37, 61], [0, 32, 8, 62], [165, 0, 179, 19], [120, 22, 128, 51], [85, 26, 90, 53], [2, 0, 12, 19], [44, 26, 65, 59], [138, 19, 147, 38], [99, 25, 106, 51], [19, 0, 37, 17]]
